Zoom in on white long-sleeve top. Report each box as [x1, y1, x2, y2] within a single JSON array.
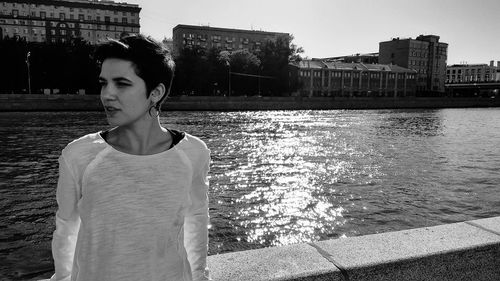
[[50, 131, 211, 281]]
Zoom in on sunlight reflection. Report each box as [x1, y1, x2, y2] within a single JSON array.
[[209, 110, 386, 249]]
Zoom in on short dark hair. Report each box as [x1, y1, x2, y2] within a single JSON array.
[[94, 34, 175, 111]]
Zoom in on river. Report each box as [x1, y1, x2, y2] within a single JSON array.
[[1, 108, 499, 280]]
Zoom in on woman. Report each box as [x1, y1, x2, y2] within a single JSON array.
[[50, 34, 211, 281]]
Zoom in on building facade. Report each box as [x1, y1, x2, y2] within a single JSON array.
[[0, 0, 140, 44], [379, 35, 448, 93], [172, 24, 289, 56], [289, 60, 417, 97], [446, 60, 500, 83]]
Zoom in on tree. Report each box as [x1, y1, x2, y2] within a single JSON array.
[[228, 50, 261, 96], [171, 46, 211, 96], [167, 34, 304, 96], [258, 34, 303, 95], [0, 38, 98, 95]]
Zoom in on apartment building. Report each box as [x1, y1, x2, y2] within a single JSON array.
[[0, 0, 140, 44], [172, 24, 289, 56], [379, 35, 448, 93], [289, 60, 417, 97], [446, 60, 500, 83]]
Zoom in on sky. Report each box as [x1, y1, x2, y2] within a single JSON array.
[[124, 0, 499, 65]]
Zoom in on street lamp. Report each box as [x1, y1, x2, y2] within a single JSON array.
[[226, 60, 231, 97], [26, 51, 32, 95], [258, 66, 262, 96]]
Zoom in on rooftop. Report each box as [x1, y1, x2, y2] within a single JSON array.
[[173, 24, 289, 37], [291, 60, 416, 73]]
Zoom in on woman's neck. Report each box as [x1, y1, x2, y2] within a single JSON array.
[[107, 117, 172, 155]]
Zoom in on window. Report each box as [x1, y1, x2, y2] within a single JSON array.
[[122, 17, 127, 24], [96, 16, 100, 21], [70, 14, 74, 20], [40, 11, 46, 19], [79, 14, 84, 21], [12, 9, 18, 17], [105, 16, 110, 23], [60, 13, 65, 20]]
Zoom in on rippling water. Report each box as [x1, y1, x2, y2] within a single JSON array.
[[1, 109, 500, 280]]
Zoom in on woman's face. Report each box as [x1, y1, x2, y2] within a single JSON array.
[[99, 58, 152, 127]]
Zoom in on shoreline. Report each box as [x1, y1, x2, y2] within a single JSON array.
[[1, 94, 499, 111]]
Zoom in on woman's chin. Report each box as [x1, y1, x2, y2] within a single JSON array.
[[106, 117, 122, 126]]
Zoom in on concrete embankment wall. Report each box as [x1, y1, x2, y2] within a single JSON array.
[[1, 94, 500, 111], [207, 216, 500, 281]]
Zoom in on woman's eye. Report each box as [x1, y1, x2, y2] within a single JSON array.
[[99, 81, 106, 87], [116, 83, 130, 88]]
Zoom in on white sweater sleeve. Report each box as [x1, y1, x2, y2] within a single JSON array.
[[184, 150, 211, 281], [50, 155, 81, 281]]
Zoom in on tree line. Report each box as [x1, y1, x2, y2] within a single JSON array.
[[0, 35, 302, 96]]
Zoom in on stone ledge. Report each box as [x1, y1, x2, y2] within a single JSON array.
[[207, 217, 500, 281], [207, 243, 343, 281]]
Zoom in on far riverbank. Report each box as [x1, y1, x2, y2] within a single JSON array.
[[1, 94, 499, 111]]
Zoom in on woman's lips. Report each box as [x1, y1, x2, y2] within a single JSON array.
[[104, 106, 120, 116], [104, 106, 120, 112]]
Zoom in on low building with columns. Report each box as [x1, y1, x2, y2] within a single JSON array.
[[289, 60, 417, 97]]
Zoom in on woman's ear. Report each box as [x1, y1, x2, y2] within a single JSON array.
[[150, 83, 166, 103]]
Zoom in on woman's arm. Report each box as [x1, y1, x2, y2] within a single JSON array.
[[50, 155, 81, 281], [184, 151, 211, 281]]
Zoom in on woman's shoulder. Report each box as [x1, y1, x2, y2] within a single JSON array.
[[180, 132, 209, 152], [176, 132, 210, 167], [62, 132, 106, 160]]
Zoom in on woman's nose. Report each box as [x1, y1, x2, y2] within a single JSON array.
[[101, 84, 115, 100]]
